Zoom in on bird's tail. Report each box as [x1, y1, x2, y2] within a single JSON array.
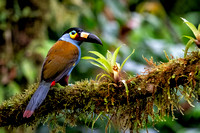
[[23, 81, 51, 118]]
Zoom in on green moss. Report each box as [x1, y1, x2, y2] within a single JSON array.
[[0, 52, 200, 132]]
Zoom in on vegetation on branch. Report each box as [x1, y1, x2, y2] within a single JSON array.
[[82, 46, 135, 82], [0, 0, 200, 132], [182, 18, 200, 57], [0, 50, 200, 132]]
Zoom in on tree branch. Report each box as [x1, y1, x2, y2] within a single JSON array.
[[1, 52, 200, 131]]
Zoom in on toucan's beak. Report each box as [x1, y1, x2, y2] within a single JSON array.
[[80, 32, 102, 45]]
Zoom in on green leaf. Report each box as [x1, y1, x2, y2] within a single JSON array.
[[91, 112, 103, 130], [89, 61, 109, 73], [184, 38, 195, 58], [82, 56, 112, 72], [106, 50, 112, 64], [198, 24, 200, 31], [89, 51, 107, 60], [96, 73, 113, 82], [181, 17, 200, 39], [96, 73, 103, 81], [82, 56, 96, 60], [85, 51, 113, 72], [183, 35, 195, 40], [120, 49, 135, 71], [97, 58, 112, 72], [111, 46, 121, 67]]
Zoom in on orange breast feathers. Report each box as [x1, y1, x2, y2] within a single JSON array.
[[41, 40, 79, 82]]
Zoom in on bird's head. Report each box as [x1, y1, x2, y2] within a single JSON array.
[[60, 27, 102, 46]]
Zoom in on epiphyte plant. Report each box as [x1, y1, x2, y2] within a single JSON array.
[[82, 46, 135, 82], [181, 18, 200, 57]]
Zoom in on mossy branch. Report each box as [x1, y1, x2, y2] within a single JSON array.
[[1, 52, 200, 131]]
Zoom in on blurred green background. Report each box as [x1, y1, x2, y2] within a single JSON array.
[[0, 0, 200, 132]]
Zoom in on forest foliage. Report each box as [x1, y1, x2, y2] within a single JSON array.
[[1, 0, 200, 133]]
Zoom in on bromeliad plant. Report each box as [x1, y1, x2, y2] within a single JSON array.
[[82, 46, 135, 82], [181, 18, 200, 57]]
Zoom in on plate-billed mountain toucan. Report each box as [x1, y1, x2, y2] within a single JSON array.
[[23, 27, 102, 118]]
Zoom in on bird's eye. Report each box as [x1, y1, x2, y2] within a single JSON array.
[[69, 30, 77, 39], [71, 30, 76, 35]]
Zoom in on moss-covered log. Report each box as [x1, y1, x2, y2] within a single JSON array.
[[1, 52, 200, 131]]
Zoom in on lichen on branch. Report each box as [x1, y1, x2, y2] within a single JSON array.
[[0, 52, 200, 132]]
